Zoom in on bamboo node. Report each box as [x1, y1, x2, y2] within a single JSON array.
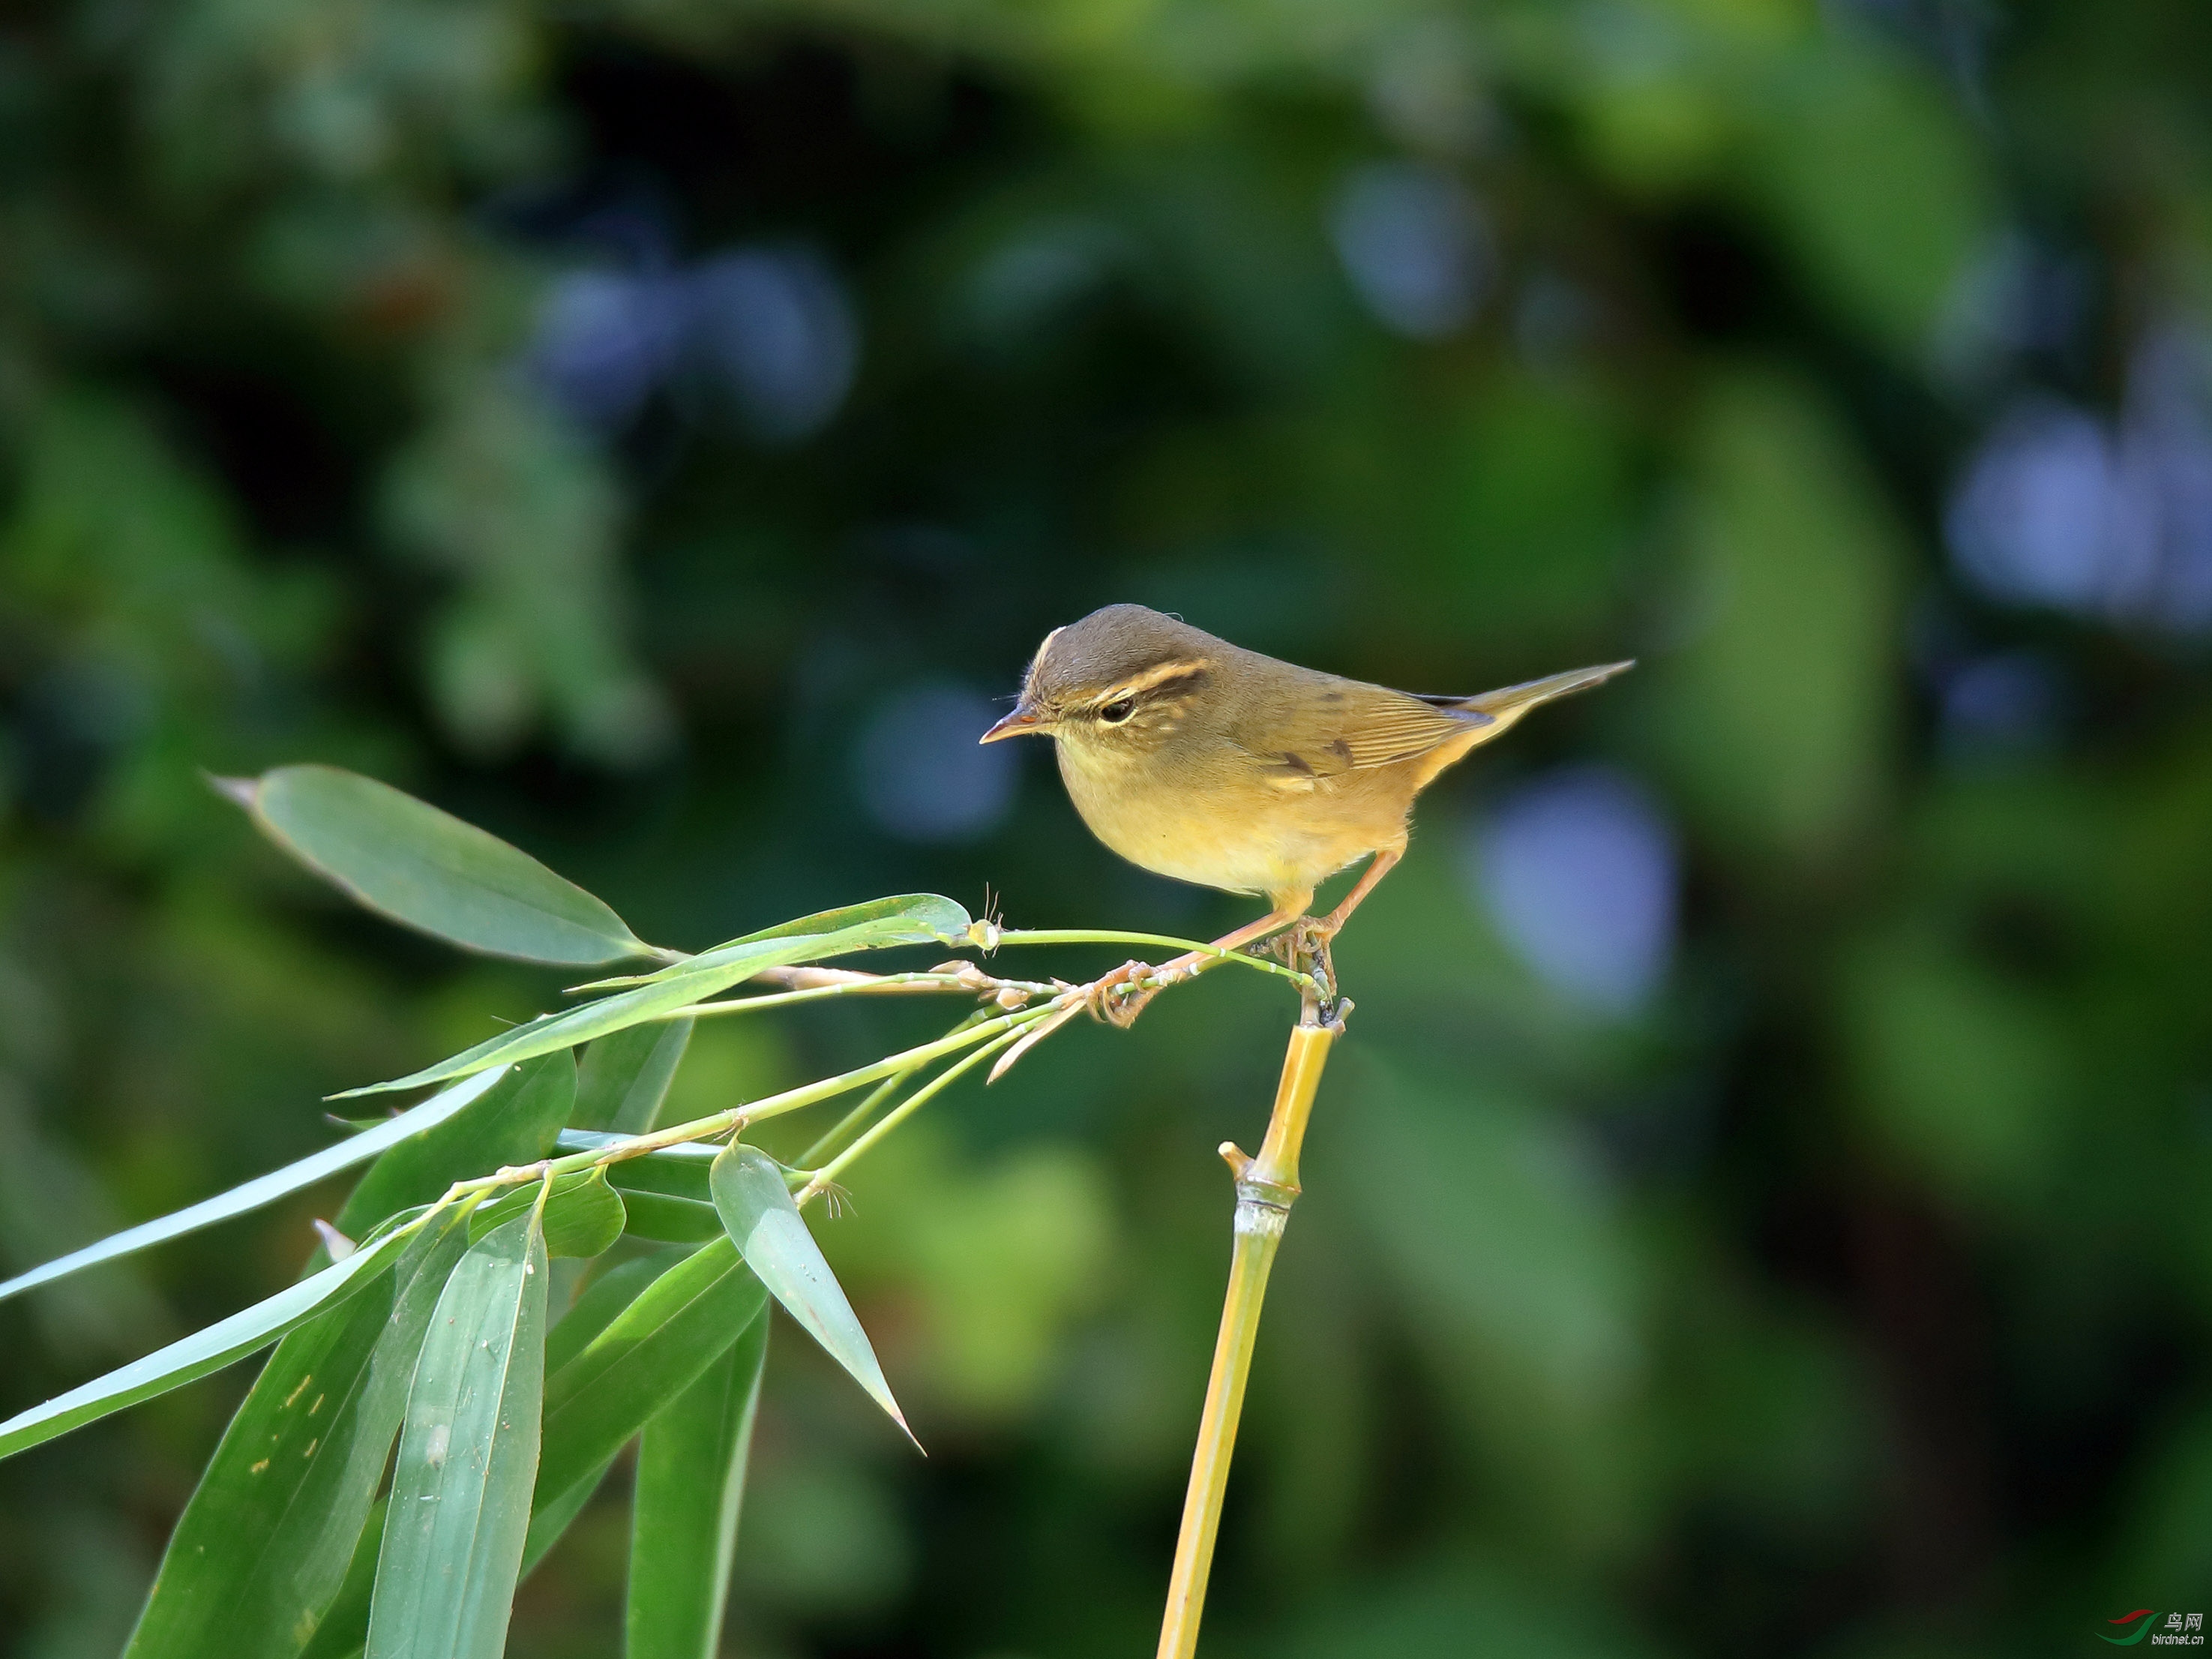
[[1233, 1200, 1287, 1239], [1233, 1175, 1299, 1212]]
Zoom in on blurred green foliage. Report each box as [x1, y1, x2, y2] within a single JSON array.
[[4, 0, 2211, 1653]]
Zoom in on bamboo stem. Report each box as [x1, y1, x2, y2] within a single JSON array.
[[1155, 1008, 1341, 1659]]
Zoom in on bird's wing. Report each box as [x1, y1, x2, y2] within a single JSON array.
[[1234, 681, 1491, 781]]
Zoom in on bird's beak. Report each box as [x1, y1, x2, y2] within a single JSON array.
[[979, 704, 1051, 743]]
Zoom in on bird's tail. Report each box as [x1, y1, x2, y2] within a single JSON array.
[[1401, 659, 1635, 789], [1455, 659, 1635, 722]]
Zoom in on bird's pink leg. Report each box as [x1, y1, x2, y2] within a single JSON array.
[[1167, 905, 1311, 975], [1313, 844, 1402, 938]]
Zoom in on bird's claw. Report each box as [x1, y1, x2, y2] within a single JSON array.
[[1081, 959, 1193, 1028], [1095, 986, 1152, 1028], [1269, 917, 1339, 1008], [1264, 916, 1329, 967]]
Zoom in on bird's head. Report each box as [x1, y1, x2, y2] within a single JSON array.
[[980, 604, 1220, 759]]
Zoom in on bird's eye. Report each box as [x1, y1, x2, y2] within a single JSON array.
[[1099, 697, 1136, 724]]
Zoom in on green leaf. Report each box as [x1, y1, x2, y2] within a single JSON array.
[[297, 1496, 382, 1659], [573, 1019, 694, 1133], [518, 1453, 617, 1578], [470, 1170, 625, 1258], [337, 1052, 574, 1236], [551, 1135, 720, 1241], [626, 1308, 769, 1659], [124, 1212, 471, 1658], [710, 1144, 916, 1448], [545, 1251, 682, 1376], [0, 1220, 417, 1462], [527, 1237, 766, 1552], [559, 1132, 716, 1202], [222, 764, 663, 966], [367, 1212, 547, 1659], [0, 1067, 508, 1306], [520, 1250, 692, 1572], [576, 895, 972, 989], [337, 896, 973, 1100], [616, 1192, 724, 1245]]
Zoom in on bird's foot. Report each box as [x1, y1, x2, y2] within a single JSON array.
[[1269, 916, 1335, 972], [1081, 961, 1143, 1024], [1087, 959, 1187, 1028], [1268, 919, 1339, 1011]]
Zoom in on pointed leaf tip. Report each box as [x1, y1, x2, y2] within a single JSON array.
[[312, 1218, 357, 1261], [205, 772, 258, 809], [709, 1144, 920, 1452]]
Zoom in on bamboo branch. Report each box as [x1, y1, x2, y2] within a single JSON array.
[[1155, 989, 1343, 1659]]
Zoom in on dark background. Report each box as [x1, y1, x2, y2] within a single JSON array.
[[4, 0, 2211, 1653]]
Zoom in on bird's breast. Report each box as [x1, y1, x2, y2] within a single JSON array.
[[1054, 736, 1393, 900]]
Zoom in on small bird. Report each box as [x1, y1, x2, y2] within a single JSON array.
[[982, 604, 1631, 997]]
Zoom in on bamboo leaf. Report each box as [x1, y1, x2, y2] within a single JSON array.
[[336, 897, 973, 1100], [616, 1192, 724, 1245], [576, 895, 972, 989], [223, 764, 662, 966], [709, 1144, 916, 1448], [526, 1236, 766, 1556], [296, 1496, 382, 1659], [626, 1310, 769, 1659], [0, 1068, 508, 1306], [559, 1132, 720, 1238], [517, 1454, 616, 1578], [559, 1132, 716, 1202], [471, 1170, 625, 1258], [545, 1252, 682, 1376], [0, 1220, 417, 1462], [573, 1019, 694, 1133], [337, 1052, 573, 1237], [366, 1212, 547, 1659], [517, 1250, 691, 1574], [124, 1212, 471, 1659]]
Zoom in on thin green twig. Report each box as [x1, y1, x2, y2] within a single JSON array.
[[796, 1024, 1032, 1205], [629, 970, 1059, 1023], [442, 998, 1072, 1205], [423, 920, 1314, 1231], [988, 928, 1317, 992], [796, 1067, 918, 1168]]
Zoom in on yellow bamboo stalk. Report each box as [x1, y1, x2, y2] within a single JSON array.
[[1155, 1011, 1339, 1659]]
